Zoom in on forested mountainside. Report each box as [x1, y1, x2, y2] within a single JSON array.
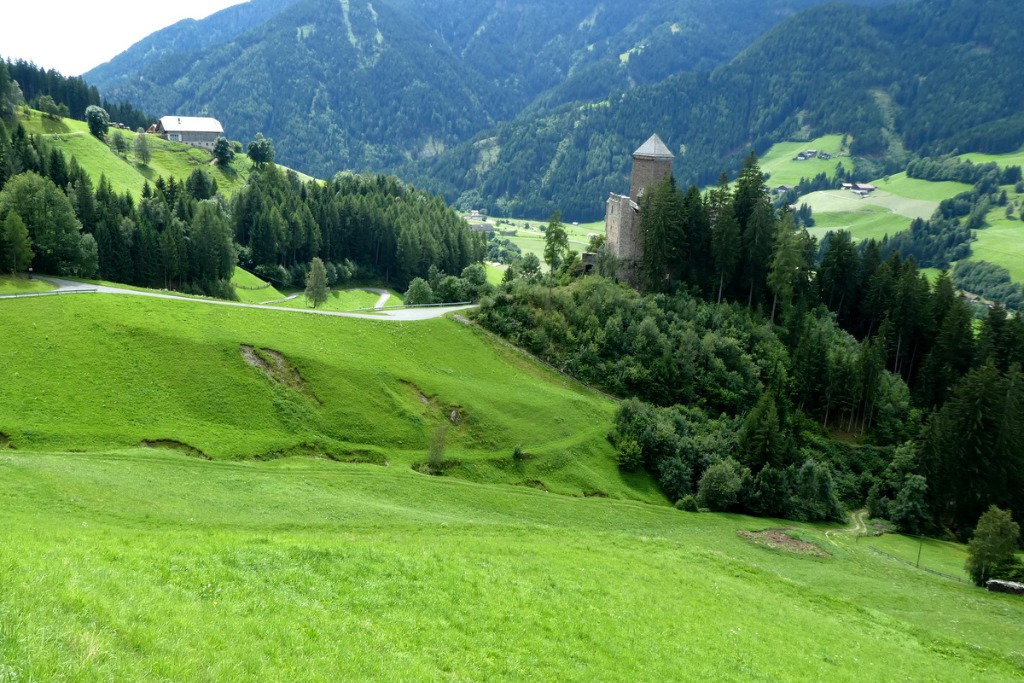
[[409, 0, 1024, 219], [84, 0, 305, 93], [86, 0, 872, 181]]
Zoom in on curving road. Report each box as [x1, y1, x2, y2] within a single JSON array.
[[2, 277, 473, 322]]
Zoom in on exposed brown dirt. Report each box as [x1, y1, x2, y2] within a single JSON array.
[[738, 528, 831, 558], [400, 379, 431, 405], [240, 345, 321, 403], [142, 439, 210, 460]]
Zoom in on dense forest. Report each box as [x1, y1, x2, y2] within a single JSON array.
[[409, 0, 1024, 218], [0, 62, 482, 297], [475, 153, 1024, 557]]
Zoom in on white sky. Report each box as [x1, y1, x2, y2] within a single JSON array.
[[0, 0, 245, 77]]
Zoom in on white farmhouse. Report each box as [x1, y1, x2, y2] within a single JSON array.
[[155, 116, 224, 151]]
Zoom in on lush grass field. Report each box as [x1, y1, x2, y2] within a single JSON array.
[[871, 173, 972, 203], [868, 532, 971, 581], [230, 267, 285, 303], [273, 288, 384, 311], [806, 207, 911, 243], [760, 135, 849, 187], [0, 293, 641, 500], [958, 147, 1024, 168], [17, 110, 314, 199], [0, 275, 56, 295], [0, 450, 1021, 681], [969, 205, 1024, 282], [803, 188, 940, 221]]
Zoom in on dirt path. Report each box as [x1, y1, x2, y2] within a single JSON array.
[[825, 509, 868, 546], [6, 277, 472, 322]]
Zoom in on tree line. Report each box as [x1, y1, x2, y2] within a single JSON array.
[[0, 110, 484, 297], [476, 152, 1024, 553], [3, 58, 150, 131]]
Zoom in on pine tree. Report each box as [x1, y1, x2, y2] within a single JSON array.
[[709, 173, 740, 304]]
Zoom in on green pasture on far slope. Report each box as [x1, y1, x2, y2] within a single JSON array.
[[759, 135, 849, 186], [967, 203, 1024, 282], [0, 450, 1021, 681], [17, 110, 313, 199]]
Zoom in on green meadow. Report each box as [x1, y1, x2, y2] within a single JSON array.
[[1, 291, 1022, 679], [760, 134, 849, 186], [230, 267, 285, 304], [0, 293, 635, 499], [0, 274, 56, 295], [1, 449, 1022, 681], [970, 204, 1024, 282]]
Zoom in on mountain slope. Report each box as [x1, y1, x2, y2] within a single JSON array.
[[84, 0, 304, 94], [407, 0, 1024, 219], [88, 0, 869, 180]]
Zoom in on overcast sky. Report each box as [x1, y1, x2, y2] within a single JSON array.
[[1, 0, 244, 76]]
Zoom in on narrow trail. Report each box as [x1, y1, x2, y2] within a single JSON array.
[[2, 277, 472, 322], [825, 509, 868, 546]]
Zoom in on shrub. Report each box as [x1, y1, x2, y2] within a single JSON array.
[[675, 495, 699, 512], [616, 438, 643, 472]]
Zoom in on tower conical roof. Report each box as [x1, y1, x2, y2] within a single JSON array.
[[633, 134, 673, 159]]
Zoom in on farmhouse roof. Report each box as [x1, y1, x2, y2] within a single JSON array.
[[159, 116, 224, 134], [633, 134, 673, 159]]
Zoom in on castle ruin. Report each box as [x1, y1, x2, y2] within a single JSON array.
[[604, 134, 674, 286]]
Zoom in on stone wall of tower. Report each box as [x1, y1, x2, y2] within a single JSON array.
[[605, 193, 643, 286], [630, 156, 674, 201]]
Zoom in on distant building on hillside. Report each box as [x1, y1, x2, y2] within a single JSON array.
[[601, 134, 675, 287], [155, 116, 224, 151]]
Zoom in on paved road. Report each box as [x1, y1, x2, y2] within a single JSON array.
[[361, 288, 392, 309], [7, 277, 474, 322]]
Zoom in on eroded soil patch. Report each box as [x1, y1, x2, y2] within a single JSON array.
[[241, 345, 321, 403], [399, 379, 466, 425], [738, 528, 831, 558], [142, 439, 210, 460], [253, 443, 388, 465]]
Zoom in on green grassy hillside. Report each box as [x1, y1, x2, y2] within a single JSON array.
[[0, 275, 56, 295], [1, 450, 1022, 680], [0, 293, 647, 500], [18, 111, 314, 199], [759, 134, 850, 186]]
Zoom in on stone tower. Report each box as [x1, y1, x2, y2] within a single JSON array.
[[603, 134, 674, 287], [629, 134, 675, 201]]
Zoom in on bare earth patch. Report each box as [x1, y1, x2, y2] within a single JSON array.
[[240, 345, 321, 403], [142, 439, 210, 460], [738, 528, 831, 558]]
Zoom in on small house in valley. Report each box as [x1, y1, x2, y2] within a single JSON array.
[[155, 116, 224, 151]]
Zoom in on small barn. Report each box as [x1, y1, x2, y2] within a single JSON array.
[[155, 116, 224, 151]]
